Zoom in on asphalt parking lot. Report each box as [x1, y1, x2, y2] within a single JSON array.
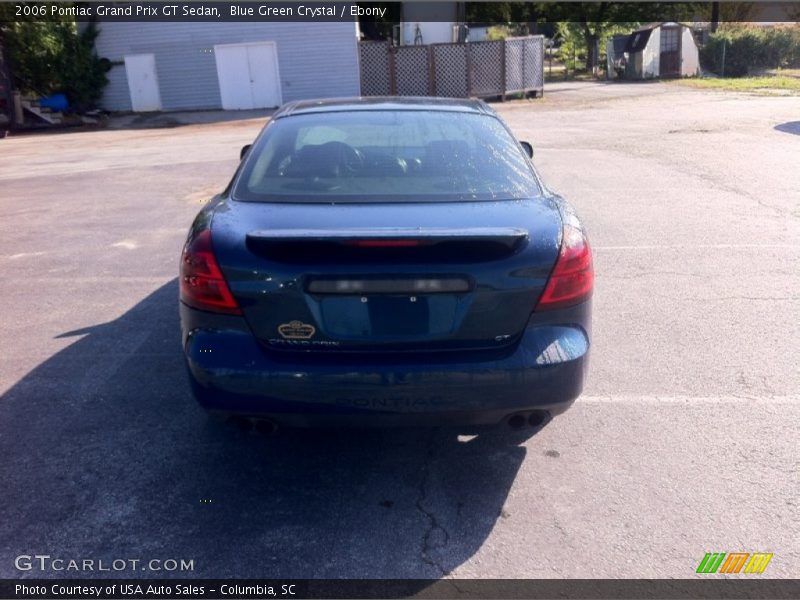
[[1, 81, 798, 579]]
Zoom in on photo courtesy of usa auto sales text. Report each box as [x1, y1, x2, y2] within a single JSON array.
[[16, 584, 203, 597], [15, 584, 299, 597]]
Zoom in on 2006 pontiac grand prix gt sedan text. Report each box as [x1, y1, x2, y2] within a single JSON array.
[[179, 97, 593, 430]]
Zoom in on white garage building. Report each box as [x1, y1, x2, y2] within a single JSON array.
[[90, 22, 360, 112]]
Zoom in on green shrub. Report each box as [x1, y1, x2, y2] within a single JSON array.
[[58, 22, 110, 111], [701, 25, 800, 77], [555, 22, 585, 73], [485, 26, 512, 41], [2, 19, 109, 111]]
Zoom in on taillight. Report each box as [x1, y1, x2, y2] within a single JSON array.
[[536, 225, 593, 311], [180, 229, 242, 315]]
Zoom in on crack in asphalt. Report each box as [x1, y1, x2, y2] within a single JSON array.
[[595, 134, 793, 220], [415, 430, 450, 577], [548, 515, 582, 577]]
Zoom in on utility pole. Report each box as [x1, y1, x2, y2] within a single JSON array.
[[711, 2, 720, 33]]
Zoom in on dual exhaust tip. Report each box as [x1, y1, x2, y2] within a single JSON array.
[[230, 416, 279, 434], [508, 410, 549, 430]]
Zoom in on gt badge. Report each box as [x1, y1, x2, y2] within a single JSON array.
[[278, 320, 316, 340]]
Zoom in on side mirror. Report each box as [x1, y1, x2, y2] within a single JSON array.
[[519, 141, 533, 159], [240, 144, 252, 160]]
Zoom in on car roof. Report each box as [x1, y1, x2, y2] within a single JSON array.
[[273, 96, 496, 119]]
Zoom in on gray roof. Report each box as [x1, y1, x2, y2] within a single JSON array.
[[624, 22, 691, 54], [624, 29, 652, 53]]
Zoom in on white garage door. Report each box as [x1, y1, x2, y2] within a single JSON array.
[[124, 54, 162, 112], [214, 42, 282, 110]]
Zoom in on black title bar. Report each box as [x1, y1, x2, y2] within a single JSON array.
[[4, 2, 799, 23]]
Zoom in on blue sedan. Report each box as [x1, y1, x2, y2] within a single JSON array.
[[180, 97, 592, 431]]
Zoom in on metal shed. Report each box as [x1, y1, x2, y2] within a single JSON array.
[[89, 22, 360, 112], [607, 22, 701, 80]]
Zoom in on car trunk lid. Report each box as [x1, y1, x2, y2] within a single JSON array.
[[211, 198, 562, 353]]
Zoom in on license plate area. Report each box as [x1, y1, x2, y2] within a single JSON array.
[[307, 276, 471, 295], [318, 295, 458, 337]]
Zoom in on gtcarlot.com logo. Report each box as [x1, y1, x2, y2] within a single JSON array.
[[15, 555, 194, 572]]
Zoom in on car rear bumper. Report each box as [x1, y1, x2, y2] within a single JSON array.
[[182, 305, 590, 427]]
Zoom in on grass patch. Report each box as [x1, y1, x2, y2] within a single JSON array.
[[670, 75, 800, 95]]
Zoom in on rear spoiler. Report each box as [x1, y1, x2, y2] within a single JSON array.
[[246, 227, 528, 249]]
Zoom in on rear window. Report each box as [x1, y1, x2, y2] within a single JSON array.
[[233, 110, 541, 203]]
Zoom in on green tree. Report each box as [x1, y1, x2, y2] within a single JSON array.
[[0, 4, 109, 110], [466, 2, 544, 30], [556, 20, 640, 75]]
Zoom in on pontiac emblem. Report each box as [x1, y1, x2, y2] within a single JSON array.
[[277, 320, 316, 340]]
